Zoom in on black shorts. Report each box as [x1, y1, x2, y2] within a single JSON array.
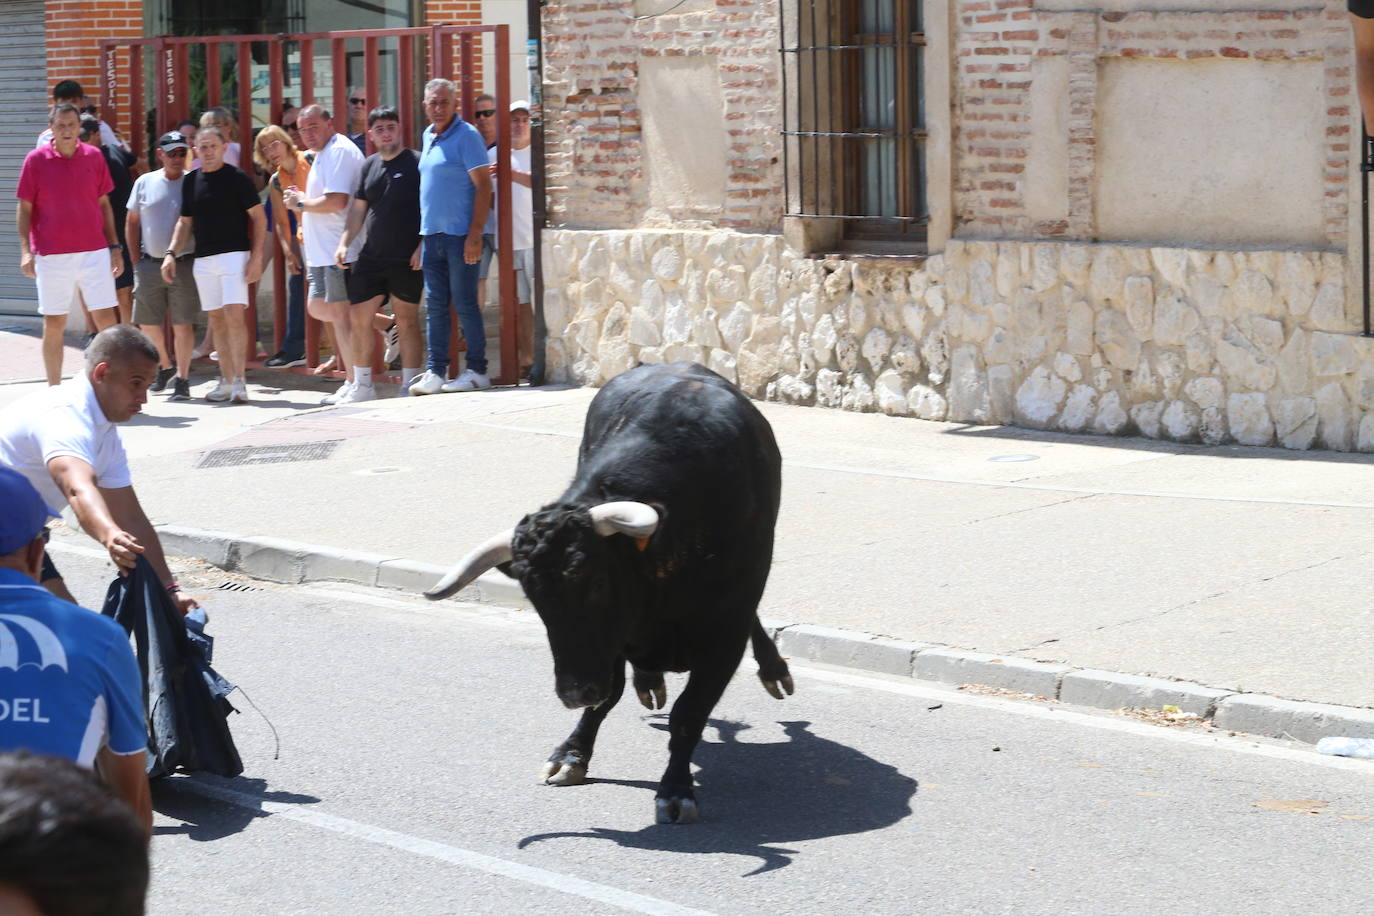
[[347, 258, 423, 306], [1352, 0, 1374, 18], [40, 549, 61, 582]]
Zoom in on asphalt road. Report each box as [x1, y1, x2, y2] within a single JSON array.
[[46, 542, 1374, 916]]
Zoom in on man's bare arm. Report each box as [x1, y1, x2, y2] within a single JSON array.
[[17, 200, 35, 278], [96, 746, 152, 836], [48, 456, 134, 565], [125, 209, 142, 264], [336, 198, 369, 265]]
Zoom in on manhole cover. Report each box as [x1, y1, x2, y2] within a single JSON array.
[[197, 440, 341, 469]]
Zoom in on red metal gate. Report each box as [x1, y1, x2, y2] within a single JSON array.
[[98, 25, 522, 386]]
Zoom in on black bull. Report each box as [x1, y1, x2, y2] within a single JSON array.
[[425, 361, 794, 823]]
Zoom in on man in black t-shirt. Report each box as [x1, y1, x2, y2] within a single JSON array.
[[81, 116, 135, 323], [161, 126, 266, 404], [336, 105, 424, 393]]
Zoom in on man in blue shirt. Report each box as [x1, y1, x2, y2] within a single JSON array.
[[0, 467, 150, 834], [410, 78, 495, 395]]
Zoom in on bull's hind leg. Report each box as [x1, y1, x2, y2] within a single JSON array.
[[632, 665, 668, 710], [751, 618, 794, 700], [542, 660, 626, 786]]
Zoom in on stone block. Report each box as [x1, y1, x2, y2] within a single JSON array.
[[1214, 694, 1374, 744], [1059, 670, 1232, 717], [776, 625, 930, 677], [1274, 397, 1317, 450], [302, 548, 400, 587], [914, 649, 1070, 698], [377, 559, 453, 594], [154, 525, 237, 569], [234, 536, 311, 584], [1226, 392, 1273, 446], [1014, 366, 1067, 428]]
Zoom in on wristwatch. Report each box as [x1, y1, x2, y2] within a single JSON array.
[[164, 249, 176, 257]]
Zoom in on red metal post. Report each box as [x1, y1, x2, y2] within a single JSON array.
[[206, 43, 221, 109], [239, 42, 259, 367], [332, 38, 347, 126], [364, 36, 379, 154], [268, 40, 283, 123], [493, 25, 517, 385], [129, 44, 145, 163], [102, 43, 118, 136], [300, 39, 314, 108], [175, 44, 190, 125], [399, 35, 414, 143], [459, 34, 475, 119]]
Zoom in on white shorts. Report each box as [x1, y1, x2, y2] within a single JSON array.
[[192, 251, 250, 312], [34, 249, 118, 316]]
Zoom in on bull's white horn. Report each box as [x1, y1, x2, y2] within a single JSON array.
[[424, 530, 515, 600], [589, 501, 660, 539]]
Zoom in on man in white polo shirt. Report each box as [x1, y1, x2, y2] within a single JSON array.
[[0, 325, 197, 617], [282, 104, 368, 405]]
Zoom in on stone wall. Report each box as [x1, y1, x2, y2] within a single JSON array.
[[543, 228, 1374, 451]]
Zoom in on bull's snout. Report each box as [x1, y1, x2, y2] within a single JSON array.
[[556, 679, 610, 710]]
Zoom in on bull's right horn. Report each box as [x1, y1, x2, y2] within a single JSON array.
[[589, 501, 660, 539], [424, 530, 515, 600]]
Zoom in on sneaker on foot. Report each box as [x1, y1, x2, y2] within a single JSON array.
[[205, 378, 232, 402], [339, 382, 376, 404], [151, 366, 175, 393], [408, 370, 446, 396], [231, 379, 249, 403], [382, 324, 401, 365], [442, 369, 492, 392], [171, 377, 191, 401], [208, 350, 219, 362], [320, 380, 354, 406], [264, 351, 306, 369]]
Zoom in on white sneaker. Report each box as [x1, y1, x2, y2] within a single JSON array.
[[230, 379, 249, 403], [382, 324, 400, 364], [320, 380, 354, 406], [441, 369, 492, 393], [205, 378, 232, 402], [408, 369, 446, 396], [339, 382, 376, 404]]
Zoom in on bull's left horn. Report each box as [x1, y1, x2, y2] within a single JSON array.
[[424, 531, 515, 600], [589, 501, 660, 539]]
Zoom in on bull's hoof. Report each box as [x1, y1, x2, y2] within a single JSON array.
[[760, 673, 795, 700], [636, 683, 668, 710], [540, 752, 588, 786], [654, 796, 700, 824]]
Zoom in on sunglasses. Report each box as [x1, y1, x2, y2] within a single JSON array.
[[475, 109, 496, 118], [40, 527, 51, 544], [349, 97, 366, 105], [162, 149, 188, 157]]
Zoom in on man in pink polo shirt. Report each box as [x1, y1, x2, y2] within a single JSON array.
[[16, 102, 125, 386]]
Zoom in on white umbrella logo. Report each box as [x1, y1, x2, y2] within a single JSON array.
[[0, 615, 69, 672]]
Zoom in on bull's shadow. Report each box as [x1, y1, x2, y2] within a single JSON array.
[[518, 719, 918, 875]]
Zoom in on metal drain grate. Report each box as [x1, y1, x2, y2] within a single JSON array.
[[197, 440, 341, 469], [213, 581, 262, 592]]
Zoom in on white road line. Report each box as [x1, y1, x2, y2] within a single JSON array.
[[168, 779, 717, 916], [785, 662, 1374, 776]]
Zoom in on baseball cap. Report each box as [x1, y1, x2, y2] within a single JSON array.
[[510, 99, 530, 113], [0, 467, 57, 555], [158, 131, 190, 151]]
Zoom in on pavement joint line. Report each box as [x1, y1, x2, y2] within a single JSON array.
[[150, 524, 1374, 749], [164, 778, 717, 916]]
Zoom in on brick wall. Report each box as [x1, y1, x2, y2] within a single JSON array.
[[425, 0, 487, 89], [954, 2, 1351, 246], [541, 0, 782, 231], [45, 0, 142, 112]]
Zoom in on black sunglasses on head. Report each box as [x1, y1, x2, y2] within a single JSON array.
[[475, 109, 496, 118]]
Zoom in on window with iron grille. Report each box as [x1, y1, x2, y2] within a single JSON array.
[[780, 0, 927, 251]]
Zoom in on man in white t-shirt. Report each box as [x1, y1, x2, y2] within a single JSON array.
[[0, 325, 198, 616], [282, 104, 368, 405], [495, 100, 536, 374]]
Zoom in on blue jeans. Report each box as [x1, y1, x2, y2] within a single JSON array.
[[283, 268, 305, 357], [421, 233, 485, 375]]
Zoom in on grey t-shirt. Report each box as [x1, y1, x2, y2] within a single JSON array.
[[127, 168, 194, 258]]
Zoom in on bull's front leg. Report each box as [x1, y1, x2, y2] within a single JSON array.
[[655, 661, 738, 824], [542, 659, 626, 786], [632, 664, 668, 710]]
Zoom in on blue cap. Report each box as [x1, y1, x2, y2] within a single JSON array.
[[0, 467, 56, 555]]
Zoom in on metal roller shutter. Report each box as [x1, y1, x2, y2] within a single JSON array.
[[0, 1, 47, 311]]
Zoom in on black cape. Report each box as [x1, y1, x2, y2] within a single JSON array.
[[102, 557, 243, 778]]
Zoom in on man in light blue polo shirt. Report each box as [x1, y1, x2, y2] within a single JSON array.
[[411, 78, 495, 395], [0, 467, 150, 834]]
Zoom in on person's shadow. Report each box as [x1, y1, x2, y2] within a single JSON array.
[[151, 775, 321, 842], [518, 719, 918, 875]]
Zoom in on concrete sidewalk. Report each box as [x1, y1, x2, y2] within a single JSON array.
[[4, 325, 1374, 743]]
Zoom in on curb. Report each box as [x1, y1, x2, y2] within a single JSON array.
[[157, 524, 1374, 748]]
